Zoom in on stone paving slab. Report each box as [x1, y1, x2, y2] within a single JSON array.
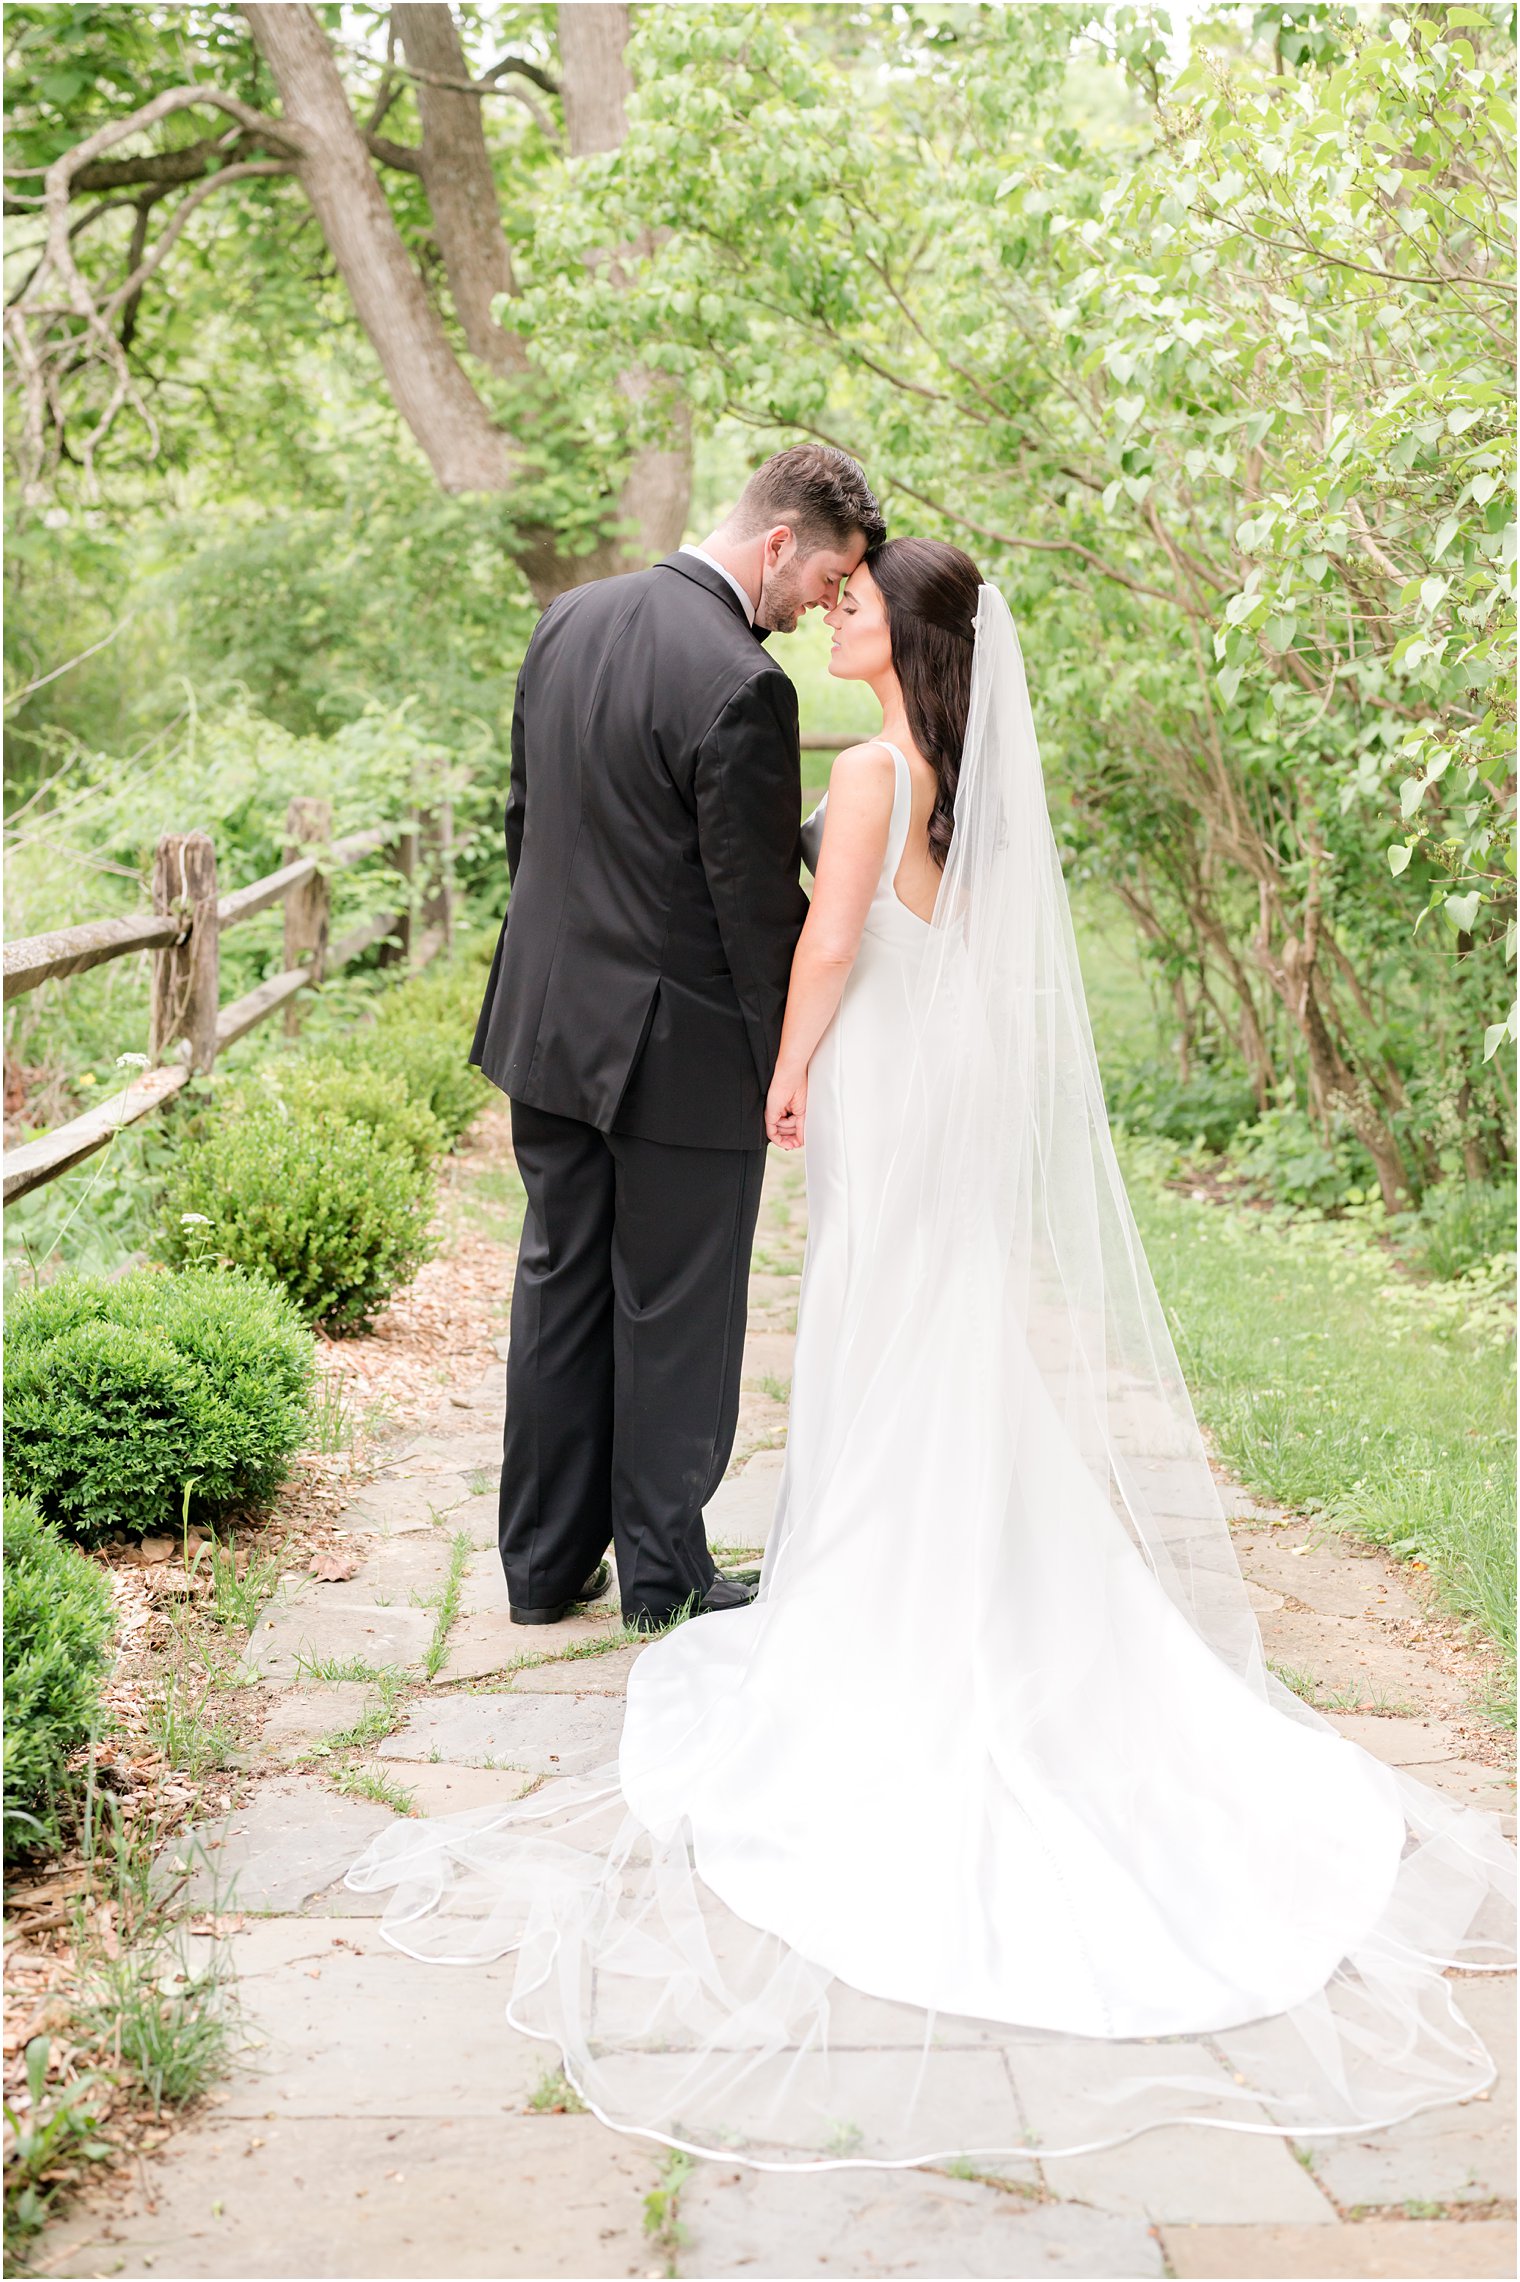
[[679, 2162, 1164, 2277], [445, 1491, 502, 1550], [1006, 2041, 1332, 2225], [380, 1759, 542, 1815], [396, 1430, 503, 1475], [1329, 1716, 1470, 1767], [155, 1776, 397, 1914], [1161, 2217, 1519, 2278], [1256, 1606, 1438, 1706], [245, 1596, 435, 1683], [38, 2113, 658, 2279], [510, 1644, 646, 1694], [1308, 1975, 1515, 2209], [335, 1473, 474, 1532], [257, 1684, 376, 1761], [707, 1446, 785, 1549], [201, 1918, 542, 2117], [741, 1329, 796, 1383], [1236, 1531, 1425, 1624], [333, 1534, 456, 1601], [1035, 2122, 1333, 2225], [379, 1692, 623, 1773], [459, 1547, 509, 1615], [433, 1606, 620, 1682], [1325, 1719, 1517, 1821]]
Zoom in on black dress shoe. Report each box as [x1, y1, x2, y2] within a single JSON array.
[[509, 1560, 612, 1627], [624, 1570, 758, 1634]]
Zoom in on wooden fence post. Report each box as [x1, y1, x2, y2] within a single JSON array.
[[283, 796, 331, 1035], [381, 818, 418, 968], [419, 760, 454, 955], [149, 830, 219, 1072]]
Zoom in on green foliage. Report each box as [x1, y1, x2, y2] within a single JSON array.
[[1227, 1104, 1378, 1212], [1106, 1055, 1258, 1154], [341, 944, 497, 1141], [3, 2034, 114, 2256], [342, 1020, 492, 1145], [4, 1267, 314, 1543], [153, 1086, 439, 1332], [1131, 1153, 1515, 1682], [1398, 1177, 1517, 1281], [260, 1059, 445, 1173], [517, 0, 1515, 1182], [2, 1495, 115, 1862]]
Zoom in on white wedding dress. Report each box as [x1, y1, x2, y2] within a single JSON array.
[[346, 592, 1513, 2169]]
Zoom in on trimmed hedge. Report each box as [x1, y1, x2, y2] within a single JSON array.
[[5, 1267, 314, 1542], [351, 951, 495, 1142], [345, 1020, 491, 1145], [153, 1087, 438, 1332], [263, 1059, 444, 1172], [4, 1494, 116, 1860]]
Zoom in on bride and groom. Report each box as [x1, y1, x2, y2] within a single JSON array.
[[350, 445, 1512, 2168]]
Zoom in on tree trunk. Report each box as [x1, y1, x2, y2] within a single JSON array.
[[392, 3, 527, 379], [242, 1, 514, 494], [515, 1, 689, 594]]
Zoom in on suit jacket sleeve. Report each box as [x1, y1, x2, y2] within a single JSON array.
[[693, 668, 810, 1099], [505, 651, 528, 886]]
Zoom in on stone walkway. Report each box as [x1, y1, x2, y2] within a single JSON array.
[[38, 1154, 1516, 2280]]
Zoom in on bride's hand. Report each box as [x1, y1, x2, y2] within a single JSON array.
[[766, 1065, 808, 1150]]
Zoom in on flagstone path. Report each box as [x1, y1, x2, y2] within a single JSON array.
[[37, 1153, 1516, 2280]]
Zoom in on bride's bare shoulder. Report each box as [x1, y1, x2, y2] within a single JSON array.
[[826, 740, 897, 798]]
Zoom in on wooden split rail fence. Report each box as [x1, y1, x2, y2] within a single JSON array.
[[3, 786, 452, 1206]]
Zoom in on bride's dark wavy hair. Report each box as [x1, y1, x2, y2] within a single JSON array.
[[865, 536, 983, 869]]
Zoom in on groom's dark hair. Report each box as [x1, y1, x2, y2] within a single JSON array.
[[728, 445, 885, 554]]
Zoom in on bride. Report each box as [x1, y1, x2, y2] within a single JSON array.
[[346, 538, 1513, 2169]]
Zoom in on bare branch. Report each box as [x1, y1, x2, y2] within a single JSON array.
[[6, 87, 307, 497]]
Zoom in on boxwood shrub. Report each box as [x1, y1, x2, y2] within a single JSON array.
[[345, 1020, 491, 1146], [352, 955, 494, 1143], [5, 1266, 314, 1542], [265, 1058, 444, 1172], [3, 1495, 116, 1860], [154, 1087, 438, 1332]]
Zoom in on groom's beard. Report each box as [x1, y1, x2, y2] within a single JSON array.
[[756, 561, 807, 634]]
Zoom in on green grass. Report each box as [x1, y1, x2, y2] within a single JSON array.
[[423, 1529, 473, 1681], [1129, 1155, 1515, 1696], [643, 2148, 694, 2276], [526, 2064, 586, 2115]]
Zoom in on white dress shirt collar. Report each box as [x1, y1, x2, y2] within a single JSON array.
[[678, 543, 757, 626]]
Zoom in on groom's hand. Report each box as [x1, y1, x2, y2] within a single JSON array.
[[765, 1066, 807, 1150]]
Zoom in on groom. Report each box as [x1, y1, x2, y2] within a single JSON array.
[[470, 445, 886, 1631]]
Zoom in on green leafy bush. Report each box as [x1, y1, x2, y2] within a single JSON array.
[[1398, 1179, 1518, 1283], [5, 1269, 314, 1543], [1225, 1106, 1378, 1213], [1105, 1056, 1257, 1156], [344, 1020, 491, 1145], [266, 1060, 444, 1171], [3, 1494, 115, 1861], [154, 1090, 438, 1331], [351, 950, 495, 1142]]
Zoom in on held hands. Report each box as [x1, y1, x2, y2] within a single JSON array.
[[766, 1063, 808, 1150]]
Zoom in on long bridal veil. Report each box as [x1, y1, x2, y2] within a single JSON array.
[[345, 584, 1514, 2170]]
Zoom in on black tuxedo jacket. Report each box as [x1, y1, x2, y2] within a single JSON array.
[[468, 553, 811, 1150]]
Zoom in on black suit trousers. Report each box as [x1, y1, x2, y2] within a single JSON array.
[[501, 1098, 766, 1626]]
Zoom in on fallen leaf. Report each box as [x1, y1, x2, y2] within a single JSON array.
[[309, 1552, 361, 1582]]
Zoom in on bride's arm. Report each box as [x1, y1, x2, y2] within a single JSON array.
[[765, 743, 894, 1149]]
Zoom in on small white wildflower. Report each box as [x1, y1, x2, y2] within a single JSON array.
[[116, 1051, 151, 1068], [180, 1212, 212, 1226]]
